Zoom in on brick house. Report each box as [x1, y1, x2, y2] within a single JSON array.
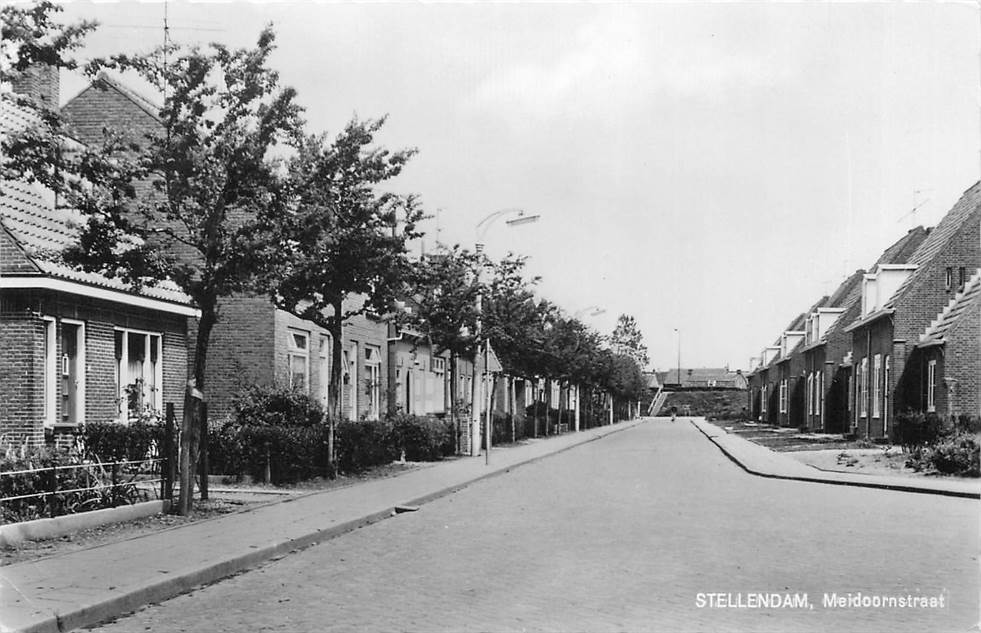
[[906, 268, 981, 419], [1, 85, 196, 447], [799, 226, 929, 433], [844, 183, 981, 438], [748, 342, 782, 424]]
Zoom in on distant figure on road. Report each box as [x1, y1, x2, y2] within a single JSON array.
[[669, 405, 677, 422]]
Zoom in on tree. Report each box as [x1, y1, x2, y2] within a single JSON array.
[[271, 117, 424, 474], [611, 313, 649, 368], [63, 27, 304, 514], [1, 1, 98, 191], [404, 246, 483, 451]]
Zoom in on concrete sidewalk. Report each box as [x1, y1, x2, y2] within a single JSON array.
[[690, 417, 980, 499], [0, 419, 645, 633]]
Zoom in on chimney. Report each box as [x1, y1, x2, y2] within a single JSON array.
[[10, 64, 60, 108]]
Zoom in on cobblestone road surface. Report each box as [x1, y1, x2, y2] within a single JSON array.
[[94, 420, 978, 633]]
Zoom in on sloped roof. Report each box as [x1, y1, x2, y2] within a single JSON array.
[[1, 96, 191, 308], [1, 178, 191, 305], [885, 184, 981, 309], [918, 268, 981, 347], [63, 73, 161, 124], [835, 226, 930, 334]]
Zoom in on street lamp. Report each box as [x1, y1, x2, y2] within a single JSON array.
[[674, 328, 681, 386], [569, 306, 605, 431], [472, 208, 540, 463]]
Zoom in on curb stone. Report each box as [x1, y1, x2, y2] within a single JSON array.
[[690, 419, 980, 500]]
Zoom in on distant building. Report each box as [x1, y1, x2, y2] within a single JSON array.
[[657, 367, 747, 390]]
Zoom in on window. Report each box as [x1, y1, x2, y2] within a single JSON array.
[[431, 357, 446, 374], [872, 354, 881, 419], [806, 373, 813, 416], [42, 317, 56, 426], [927, 360, 937, 412], [959, 266, 966, 291], [287, 329, 309, 392], [945, 267, 953, 291], [817, 370, 824, 426], [115, 328, 162, 420], [859, 357, 868, 418], [779, 379, 787, 414], [761, 385, 767, 413], [364, 345, 381, 421], [883, 356, 890, 435], [318, 334, 332, 409]]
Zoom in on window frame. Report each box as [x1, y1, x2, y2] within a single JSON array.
[[927, 359, 937, 413], [114, 326, 162, 421], [286, 328, 310, 393], [872, 354, 881, 419]]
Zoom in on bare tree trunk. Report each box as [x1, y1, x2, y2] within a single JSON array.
[[450, 352, 460, 454], [532, 380, 539, 438], [328, 299, 345, 479], [176, 300, 216, 516], [545, 378, 552, 436]]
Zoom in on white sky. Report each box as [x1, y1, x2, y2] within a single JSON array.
[[54, 0, 981, 371]]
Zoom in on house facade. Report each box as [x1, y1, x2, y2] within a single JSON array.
[[845, 185, 981, 437], [1, 86, 196, 446]]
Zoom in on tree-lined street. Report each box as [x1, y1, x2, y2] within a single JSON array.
[[93, 420, 977, 633]]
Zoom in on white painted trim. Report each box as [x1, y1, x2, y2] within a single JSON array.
[[0, 276, 199, 317], [61, 318, 86, 424], [42, 316, 57, 427]]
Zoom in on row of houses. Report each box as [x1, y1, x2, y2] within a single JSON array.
[[0, 69, 564, 451], [747, 184, 981, 438]]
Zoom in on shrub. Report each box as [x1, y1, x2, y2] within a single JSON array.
[[891, 411, 944, 451], [238, 423, 331, 484], [335, 418, 397, 473], [80, 413, 168, 463], [390, 413, 455, 461], [232, 385, 325, 427], [907, 433, 980, 477]]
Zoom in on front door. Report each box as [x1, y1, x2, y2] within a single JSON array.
[[60, 323, 82, 424]]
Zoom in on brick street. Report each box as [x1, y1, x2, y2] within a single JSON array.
[[94, 420, 978, 633]]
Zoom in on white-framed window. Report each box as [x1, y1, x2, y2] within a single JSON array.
[[115, 327, 162, 421], [806, 373, 814, 416], [883, 355, 890, 435], [859, 357, 868, 418], [364, 345, 381, 420], [872, 354, 881, 419], [761, 385, 767, 413], [779, 379, 787, 414], [42, 316, 57, 427], [287, 329, 309, 392], [431, 357, 446, 374], [817, 370, 824, 426], [318, 334, 333, 410], [348, 342, 359, 419], [927, 359, 937, 412]]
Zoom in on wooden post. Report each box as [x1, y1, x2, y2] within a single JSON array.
[[199, 402, 209, 501], [162, 402, 175, 501]]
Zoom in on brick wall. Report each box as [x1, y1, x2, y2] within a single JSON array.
[[942, 298, 980, 418], [0, 314, 46, 446], [11, 64, 59, 108], [0, 289, 188, 446]]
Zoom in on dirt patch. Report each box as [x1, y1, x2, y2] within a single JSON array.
[[708, 420, 875, 452], [1, 461, 426, 567], [787, 449, 921, 478]]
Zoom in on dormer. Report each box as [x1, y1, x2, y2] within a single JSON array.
[[805, 307, 846, 344], [862, 264, 917, 316], [781, 331, 805, 357], [761, 346, 780, 366]]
